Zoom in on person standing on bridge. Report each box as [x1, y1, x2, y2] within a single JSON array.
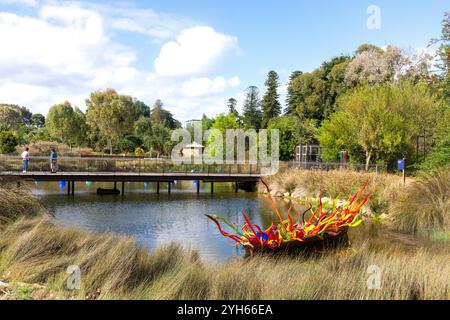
[[50, 148, 58, 173], [21, 147, 29, 173]]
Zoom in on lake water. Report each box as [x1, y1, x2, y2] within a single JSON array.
[[28, 180, 306, 262], [28, 180, 443, 262]]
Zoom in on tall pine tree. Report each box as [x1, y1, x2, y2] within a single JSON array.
[[261, 70, 281, 128], [227, 97, 238, 116], [285, 70, 303, 115], [242, 86, 262, 130]]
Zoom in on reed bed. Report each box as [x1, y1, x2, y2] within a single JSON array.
[[0, 216, 448, 300], [0, 180, 46, 228], [389, 170, 449, 236], [0, 174, 448, 300], [263, 169, 449, 236]]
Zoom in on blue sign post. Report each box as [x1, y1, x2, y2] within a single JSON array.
[[397, 159, 405, 171], [398, 157, 406, 185]]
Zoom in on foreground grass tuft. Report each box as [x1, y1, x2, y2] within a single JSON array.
[[0, 216, 449, 300], [0, 181, 46, 228], [0, 177, 448, 300], [264, 169, 450, 236], [389, 170, 450, 236]]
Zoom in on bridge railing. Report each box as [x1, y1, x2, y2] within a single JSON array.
[[283, 161, 387, 173], [0, 156, 265, 175]]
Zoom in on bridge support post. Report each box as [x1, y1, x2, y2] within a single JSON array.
[[168, 182, 171, 195], [211, 182, 214, 194], [156, 182, 160, 194], [197, 180, 200, 195], [67, 181, 71, 195], [121, 181, 124, 195], [114, 181, 117, 190], [72, 181, 75, 196], [235, 181, 238, 193]]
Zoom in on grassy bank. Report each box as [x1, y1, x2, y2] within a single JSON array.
[[0, 179, 449, 300], [0, 179, 46, 228], [1, 216, 449, 300], [263, 169, 450, 237]]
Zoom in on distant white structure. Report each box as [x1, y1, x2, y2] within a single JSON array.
[[182, 141, 205, 158]]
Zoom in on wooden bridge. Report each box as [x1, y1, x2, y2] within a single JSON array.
[[0, 156, 263, 195]]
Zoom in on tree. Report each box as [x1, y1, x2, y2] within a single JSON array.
[[150, 99, 181, 129], [0, 104, 22, 131], [261, 70, 281, 128], [327, 60, 351, 115], [285, 70, 303, 115], [267, 116, 300, 161], [345, 45, 430, 87], [0, 131, 18, 154], [201, 114, 215, 131], [117, 135, 142, 154], [208, 113, 241, 160], [0, 104, 33, 126], [429, 12, 450, 102], [86, 89, 138, 154], [286, 56, 351, 122], [318, 83, 445, 169], [288, 71, 328, 121], [16, 105, 33, 126], [27, 127, 51, 143], [144, 124, 172, 158], [134, 116, 153, 139], [31, 113, 45, 128], [355, 43, 384, 55], [211, 113, 241, 132], [242, 86, 262, 129], [267, 116, 319, 161], [46, 102, 86, 147], [133, 99, 151, 118], [227, 98, 238, 116]]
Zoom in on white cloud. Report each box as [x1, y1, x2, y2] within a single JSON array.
[[105, 7, 192, 39], [0, 0, 38, 7], [0, 3, 241, 123], [154, 26, 238, 76], [182, 76, 240, 97]]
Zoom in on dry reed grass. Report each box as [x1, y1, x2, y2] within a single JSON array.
[[0, 181, 45, 228], [15, 141, 96, 157], [389, 170, 449, 236], [0, 174, 448, 300], [0, 216, 448, 299]]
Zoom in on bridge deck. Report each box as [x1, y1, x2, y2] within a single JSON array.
[[0, 171, 261, 182]]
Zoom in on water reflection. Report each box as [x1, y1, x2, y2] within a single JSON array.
[[29, 181, 306, 262], [28, 181, 444, 262]]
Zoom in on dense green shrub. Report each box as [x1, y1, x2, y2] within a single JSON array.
[[0, 131, 18, 154]]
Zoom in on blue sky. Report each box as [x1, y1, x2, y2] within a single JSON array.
[[0, 0, 447, 123]]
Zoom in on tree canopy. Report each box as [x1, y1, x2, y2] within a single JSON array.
[[46, 102, 86, 147], [319, 82, 446, 169], [242, 86, 262, 130], [262, 70, 281, 128], [86, 89, 139, 154]]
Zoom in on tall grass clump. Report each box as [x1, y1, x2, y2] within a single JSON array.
[[0, 181, 45, 228], [389, 170, 450, 236], [0, 174, 448, 300], [1, 217, 449, 299], [0, 216, 201, 299], [14, 141, 96, 157], [263, 169, 403, 215]]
